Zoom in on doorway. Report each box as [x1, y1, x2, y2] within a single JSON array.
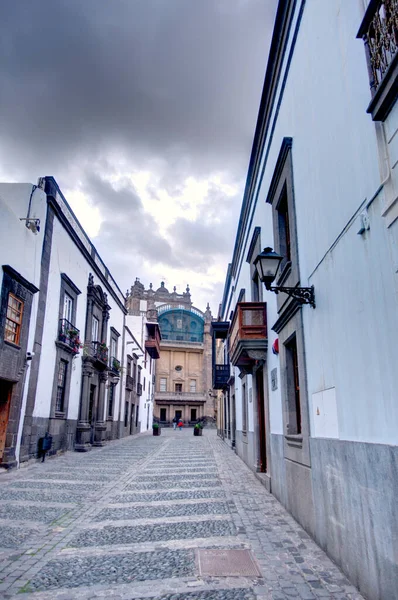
[[160, 408, 166, 422], [190, 408, 197, 422], [175, 410, 182, 421], [0, 380, 12, 463], [256, 367, 267, 472]]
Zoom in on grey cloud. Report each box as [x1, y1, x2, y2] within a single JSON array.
[[0, 0, 276, 184]]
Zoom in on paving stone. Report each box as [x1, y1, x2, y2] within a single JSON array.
[[29, 549, 195, 590], [0, 429, 364, 600], [70, 519, 236, 547]]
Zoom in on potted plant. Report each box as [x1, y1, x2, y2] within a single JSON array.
[[193, 423, 203, 436], [152, 422, 161, 436]]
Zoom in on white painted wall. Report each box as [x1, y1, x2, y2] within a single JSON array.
[[222, 0, 398, 445], [0, 183, 47, 464], [34, 213, 125, 424]]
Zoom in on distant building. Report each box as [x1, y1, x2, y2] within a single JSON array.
[[214, 2, 398, 599], [126, 279, 215, 425]]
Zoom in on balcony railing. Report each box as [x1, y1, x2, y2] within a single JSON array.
[[229, 302, 267, 369], [213, 364, 230, 390], [58, 319, 81, 354], [137, 382, 143, 396], [88, 341, 108, 365], [358, 0, 397, 92], [155, 391, 207, 403], [126, 374, 134, 390], [110, 356, 121, 374], [357, 0, 398, 119]]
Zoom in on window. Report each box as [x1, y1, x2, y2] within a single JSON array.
[[277, 187, 291, 264], [108, 384, 115, 418], [132, 362, 137, 384], [5, 293, 24, 345], [175, 383, 182, 393], [160, 408, 166, 421], [63, 293, 73, 323], [190, 379, 196, 392], [176, 335, 183, 340], [177, 319, 182, 329], [190, 336, 197, 342], [135, 404, 139, 427], [242, 383, 247, 434], [175, 365, 182, 372], [127, 357, 132, 376], [191, 408, 197, 421], [285, 335, 302, 435], [160, 377, 167, 392], [143, 377, 146, 391], [137, 366, 142, 385], [111, 337, 117, 358], [124, 401, 129, 427], [92, 316, 99, 341], [56, 359, 68, 413]]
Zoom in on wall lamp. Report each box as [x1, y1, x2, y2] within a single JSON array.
[[254, 247, 315, 308]]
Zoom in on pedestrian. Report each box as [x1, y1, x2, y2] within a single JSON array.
[[172, 415, 178, 430], [177, 418, 183, 431]]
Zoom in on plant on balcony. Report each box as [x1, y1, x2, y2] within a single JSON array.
[[193, 422, 203, 436], [71, 336, 83, 357], [112, 357, 121, 372], [152, 422, 161, 436]]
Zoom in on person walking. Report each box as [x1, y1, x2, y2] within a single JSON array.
[[172, 415, 178, 431], [177, 418, 184, 431]]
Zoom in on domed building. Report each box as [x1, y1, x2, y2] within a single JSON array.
[[125, 280, 215, 425]]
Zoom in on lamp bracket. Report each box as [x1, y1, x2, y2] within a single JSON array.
[[267, 285, 315, 308]]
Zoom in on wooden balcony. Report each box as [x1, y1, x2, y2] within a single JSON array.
[[145, 323, 161, 359], [229, 302, 267, 372]]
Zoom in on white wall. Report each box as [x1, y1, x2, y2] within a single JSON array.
[[0, 183, 47, 464], [34, 214, 125, 423], [222, 0, 398, 445]]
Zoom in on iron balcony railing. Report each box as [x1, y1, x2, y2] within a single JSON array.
[[155, 391, 207, 402], [126, 374, 134, 390], [58, 319, 81, 354], [110, 356, 121, 374], [90, 341, 108, 364], [357, 0, 398, 93]]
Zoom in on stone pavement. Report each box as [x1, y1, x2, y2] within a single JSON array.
[[0, 429, 365, 600]]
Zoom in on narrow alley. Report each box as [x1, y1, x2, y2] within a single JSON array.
[[0, 430, 363, 600]]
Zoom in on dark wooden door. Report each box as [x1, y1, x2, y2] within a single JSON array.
[[0, 380, 12, 463], [256, 368, 267, 472]]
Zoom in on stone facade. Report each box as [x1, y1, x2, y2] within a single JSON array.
[[125, 281, 215, 425]]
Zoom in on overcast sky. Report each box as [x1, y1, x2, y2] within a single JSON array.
[[0, 0, 277, 313]]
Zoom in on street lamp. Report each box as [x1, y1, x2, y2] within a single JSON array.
[[254, 247, 315, 308]]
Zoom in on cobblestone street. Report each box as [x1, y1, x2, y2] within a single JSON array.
[[0, 430, 364, 600]]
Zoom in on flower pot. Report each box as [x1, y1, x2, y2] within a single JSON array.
[[153, 428, 161, 436], [193, 428, 202, 436]]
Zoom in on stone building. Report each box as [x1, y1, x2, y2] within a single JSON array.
[[126, 279, 215, 425]]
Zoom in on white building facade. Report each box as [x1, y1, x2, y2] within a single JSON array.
[[0, 176, 158, 469], [216, 2, 398, 599]]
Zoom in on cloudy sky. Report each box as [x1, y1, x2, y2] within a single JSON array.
[[0, 0, 276, 313]]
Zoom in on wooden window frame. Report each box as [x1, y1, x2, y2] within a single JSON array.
[[55, 359, 68, 414], [5, 293, 24, 346]]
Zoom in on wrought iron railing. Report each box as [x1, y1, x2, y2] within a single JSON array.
[[110, 356, 120, 374], [58, 319, 81, 354], [91, 341, 108, 364], [358, 0, 398, 93]]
